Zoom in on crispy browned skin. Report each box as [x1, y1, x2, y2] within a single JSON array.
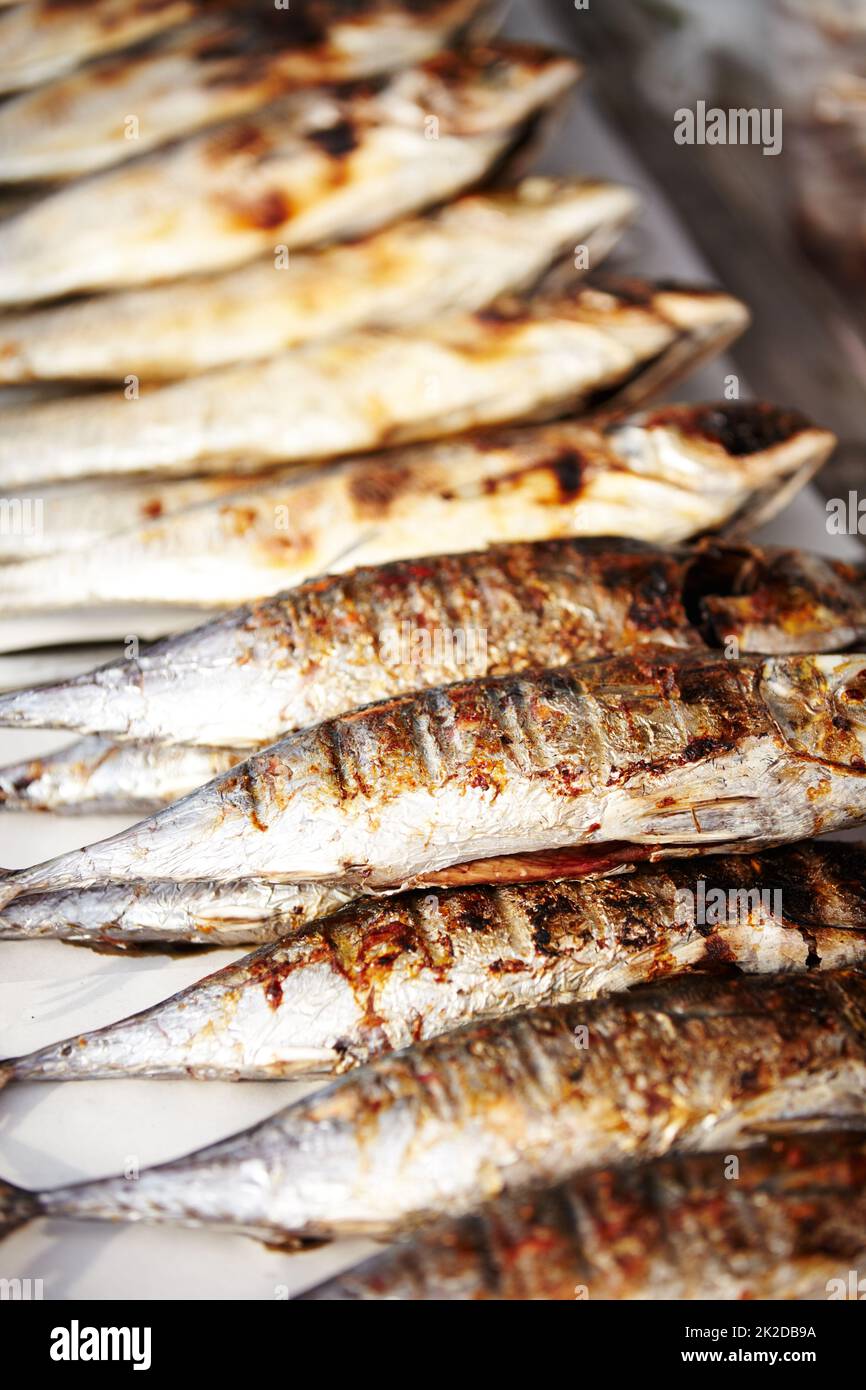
[[13, 841, 866, 1084], [299, 1132, 866, 1299], [7, 646, 866, 913], [240, 536, 866, 678]]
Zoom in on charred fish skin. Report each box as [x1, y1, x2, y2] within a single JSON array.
[[0, 1, 502, 177], [0, 178, 637, 385], [0, 533, 716, 748], [0, 279, 746, 491], [297, 1132, 866, 1300], [0, 393, 827, 619], [0, 520, 858, 757], [2, 648, 866, 910], [8, 842, 866, 1080], [6, 969, 866, 1243], [0, 43, 580, 305], [0, 878, 354, 948], [6, 515, 866, 812]]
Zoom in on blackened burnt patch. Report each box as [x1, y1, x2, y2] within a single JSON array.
[[647, 403, 812, 457], [308, 120, 359, 159], [550, 450, 583, 499]]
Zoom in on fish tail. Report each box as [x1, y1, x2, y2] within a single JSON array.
[[0, 1178, 37, 1239]]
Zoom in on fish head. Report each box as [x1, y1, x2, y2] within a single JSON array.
[[687, 544, 866, 654], [761, 653, 866, 770], [610, 401, 835, 526], [380, 42, 581, 136]]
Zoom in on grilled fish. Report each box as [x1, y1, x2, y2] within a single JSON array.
[[0, 877, 354, 948], [0, 526, 855, 752], [0, 2, 499, 173], [1, 647, 866, 911], [5, 535, 866, 814], [298, 1132, 866, 1300], [0, 0, 195, 94], [0, 472, 267, 563], [0, 279, 747, 489], [6, 843, 866, 1078], [2, 969, 865, 1243], [0, 178, 636, 384], [0, 390, 821, 622], [0, 735, 242, 816], [0, 44, 579, 305]]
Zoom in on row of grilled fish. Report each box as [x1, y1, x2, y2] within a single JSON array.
[[0, 176, 636, 384], [0, 393, 824, 641], [0, 528, 864, 814], [0, 2, 503, 167], [3, 966, 866, 1298], [0, 40, 580, 305], [0, 279, 749, 491], [0, 2, 502, 102], [2, 645, 866, 923], [4, 841, 866, 1084]]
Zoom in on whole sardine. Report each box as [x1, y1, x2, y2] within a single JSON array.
[[0, 2, 499, 173], [2, 969, 865, 1243], [1, 648, 866, 911], [0, 393, 822, 621], [0, 0, 195, 93], [0, 735, 243, 816], [0, 43, 579, 304], [0, 178, 636, 384], [6, 843, 866, 1078], [0, 527, 855, 752], [298, 1132, 866, 1300], [0, 279, 747, 490], [0, 877, 354, 947]]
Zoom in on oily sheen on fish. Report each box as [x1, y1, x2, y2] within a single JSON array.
[[1, 649, 866, 909], [0, 392, 831, 621], [5, 842, 866, 1078], [298, 1132, 866, 1300], [2, 969, 865, 1244]]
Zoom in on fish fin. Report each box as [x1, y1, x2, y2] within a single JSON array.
[[0, 1179, 37, 1239], [0, 1060, 15, 1091], [742, 1114, 866, 1138]]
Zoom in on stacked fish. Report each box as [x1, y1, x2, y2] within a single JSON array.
[[0, 0, 865, 1301]]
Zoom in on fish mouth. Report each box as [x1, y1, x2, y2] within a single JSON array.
[[681, 542, 866, 655], [761, 654, 866, 769]]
